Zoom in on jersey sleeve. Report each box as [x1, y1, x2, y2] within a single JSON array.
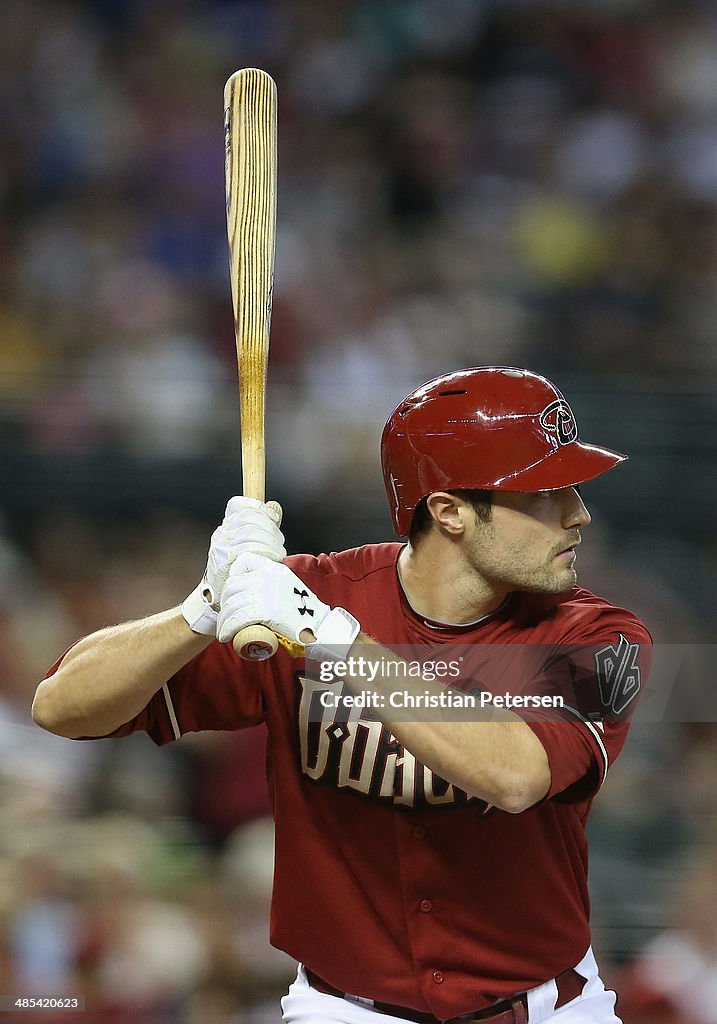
[[524, 621, 652, 803], [78, 642, 266, 746]]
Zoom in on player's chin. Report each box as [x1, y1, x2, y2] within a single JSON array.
[[555, 566, 578, 592], [539, 565, 578, 594], [522, 568, 576, 595]]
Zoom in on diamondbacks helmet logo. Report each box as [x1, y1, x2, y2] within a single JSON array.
[[381, 366, 627, 536], [539, 399, 578, 446]]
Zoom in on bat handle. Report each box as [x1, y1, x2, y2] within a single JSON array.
[[233, 624, 279, 661], [231, 500, 283, 660]]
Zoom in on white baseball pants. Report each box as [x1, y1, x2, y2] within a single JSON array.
[[281, 948, 621, 1024]]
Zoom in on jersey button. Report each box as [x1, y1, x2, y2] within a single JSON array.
[[413, 826, 426, 839], [419, 899, 433, 913], [432, 971, 444, 985]]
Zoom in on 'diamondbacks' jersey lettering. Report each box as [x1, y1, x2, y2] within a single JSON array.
[[296, 676, 489, 811]]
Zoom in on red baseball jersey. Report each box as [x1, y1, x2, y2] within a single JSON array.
[[89, 543, 652, 1017]]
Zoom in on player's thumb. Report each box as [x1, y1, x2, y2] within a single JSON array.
[[265, 500, 283, 527]]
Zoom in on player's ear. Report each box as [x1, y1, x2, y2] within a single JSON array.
[[425, 492, 469, 536]]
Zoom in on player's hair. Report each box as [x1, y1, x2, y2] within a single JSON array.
[[409, 489, 492, 544]]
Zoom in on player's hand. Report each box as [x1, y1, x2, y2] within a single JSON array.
[[182, 497, 286, 636], [217, 553, 329, 644], [216, 553, 361, 657]]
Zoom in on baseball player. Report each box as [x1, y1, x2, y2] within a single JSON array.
[[34, 367, 651, 1024]]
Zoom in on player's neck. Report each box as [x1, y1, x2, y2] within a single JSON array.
[[398, 539, 509, 625]]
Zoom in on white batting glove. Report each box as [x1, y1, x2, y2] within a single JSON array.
[[182, 498, 286, 636], [216, 553, 361, 656]]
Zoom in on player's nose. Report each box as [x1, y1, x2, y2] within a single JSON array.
[[561, 487, 592, 529]]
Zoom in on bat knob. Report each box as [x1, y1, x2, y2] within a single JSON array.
[[233, 624, 279, 661]]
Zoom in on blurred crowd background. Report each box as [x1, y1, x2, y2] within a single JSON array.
[[1, 0, 716, 1021]]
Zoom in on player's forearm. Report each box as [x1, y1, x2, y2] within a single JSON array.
[[32, 608, 212, 739], [340, 634, 551, 813]]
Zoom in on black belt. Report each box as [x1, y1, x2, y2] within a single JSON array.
[[305, 967, 586, 1024]]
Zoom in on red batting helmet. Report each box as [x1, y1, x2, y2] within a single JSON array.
[[381, 366, 627, 536]]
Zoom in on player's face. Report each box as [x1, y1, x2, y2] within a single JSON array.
[[466, 487, 591, 594]]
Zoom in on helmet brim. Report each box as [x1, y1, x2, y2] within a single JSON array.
[[491, 441, 627, 491]]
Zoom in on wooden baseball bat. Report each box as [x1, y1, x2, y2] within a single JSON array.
[[224, 68, 279, 661]]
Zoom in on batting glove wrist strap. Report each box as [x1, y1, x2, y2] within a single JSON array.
[[305, 607, 361, 663], [182, 584, 218, 636]]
